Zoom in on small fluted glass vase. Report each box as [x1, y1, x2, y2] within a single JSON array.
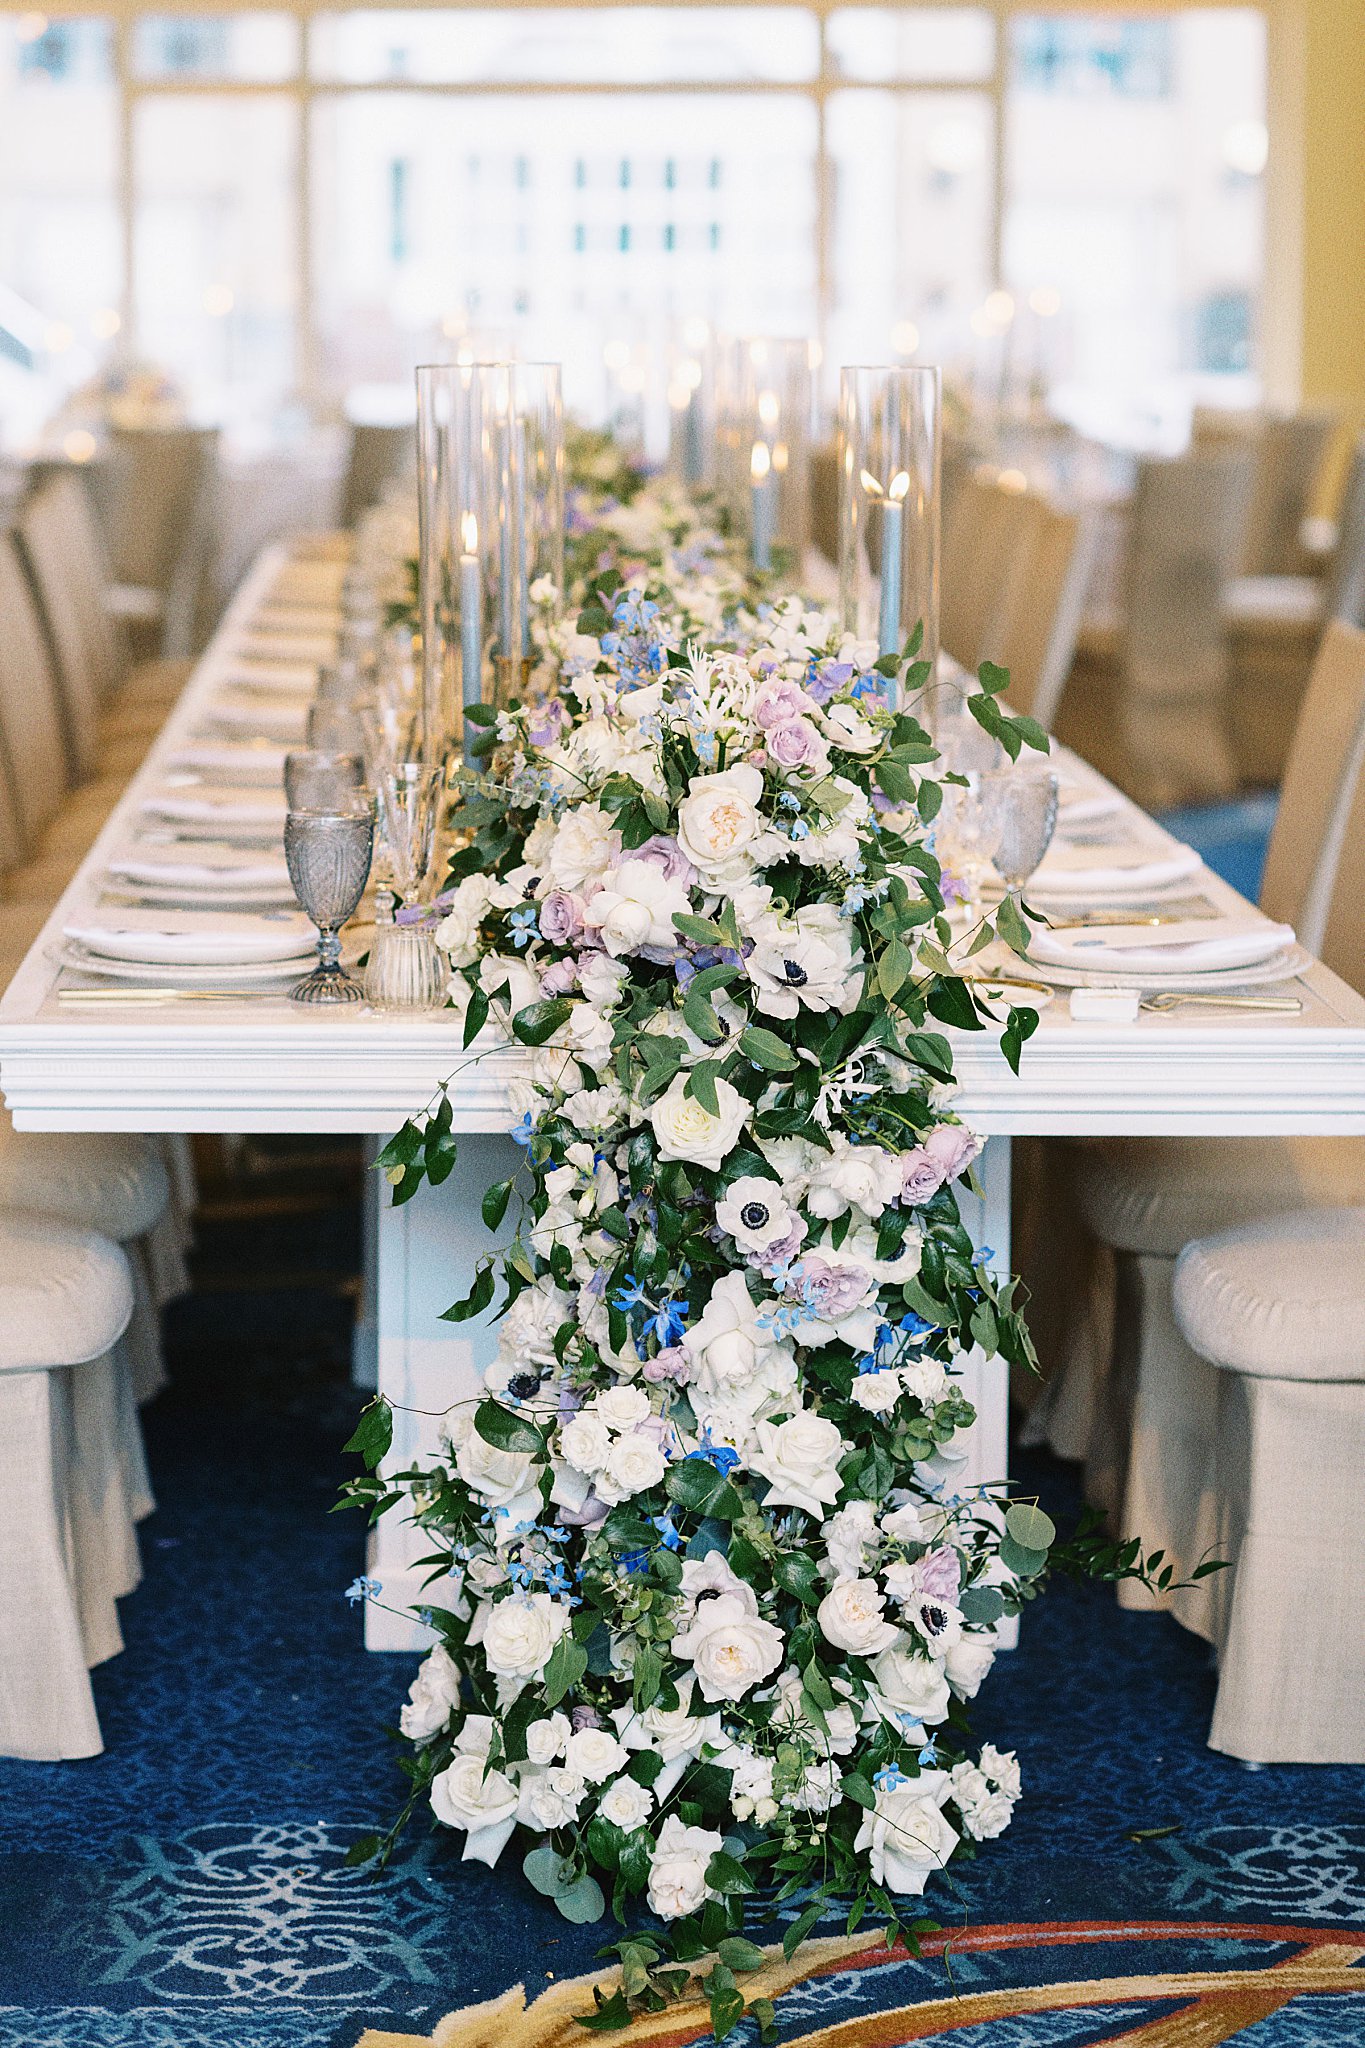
[[363, 920, 447, 1012]]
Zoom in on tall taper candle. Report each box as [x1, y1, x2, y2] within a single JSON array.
[[878, 470, 910, 659], [750, 441, 774, 573], [459, 511, 483, 711]]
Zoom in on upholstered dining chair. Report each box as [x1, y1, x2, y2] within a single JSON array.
[[339, 422, 416, 530], [939, 472, 1037, 675], [1235, 409, 1337, 579], [1172, 1206, 1365, 1763], [1054, 619, 1365, 1634], [0, 1212, 138, 1759], [1120, 449, 1252, 807], [980, 500, 1095, 732], [93, 426, 220, 658]]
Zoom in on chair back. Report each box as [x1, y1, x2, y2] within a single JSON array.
[[1237, 411, 1336, 577], [340, 423, 415, 529], [94, 426, 219, 593], [0, 532, 75, 852], [1318, 694, 1365, 994], [1125, 451, 1250, 700], [1261, 620, 1365, 950], [985, 500, 1092, 729], [940, 472, 1034, 673], [15, 479, 113, 780], [1326, 436, 1365, 627]]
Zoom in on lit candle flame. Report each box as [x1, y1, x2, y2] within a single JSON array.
[[750, 441, 772, 482], [888, 470, 911, 502], [460, 511, 479, 555], [860, 468, 884, 499], [757, 389, 780, 430]]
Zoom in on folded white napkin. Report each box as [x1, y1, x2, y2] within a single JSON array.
[[203, 698, 309, 738], [1030, 917, 1295, 976], [251, 606, 342, 635], [141, 790, 287, 829], [107, 853, 292, 890], [236, 632, 337, 664], [1028, 843, 1203, 899], [220, 660, 318, 694], [166, 744, 287, 783], [1056, 791, 1124, 829], [65, 909, 315, 966]]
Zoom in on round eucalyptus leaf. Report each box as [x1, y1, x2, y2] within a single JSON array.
[[555, 1872, 607, 1924]]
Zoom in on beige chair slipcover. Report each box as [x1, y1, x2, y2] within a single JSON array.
[[0, 1214, 136, 1760], [1025, 621, 1365, 1622], [1172, 1207, 1365, 1763]]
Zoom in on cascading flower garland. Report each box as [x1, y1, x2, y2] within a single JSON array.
[[344, 466, 1175, 2039]]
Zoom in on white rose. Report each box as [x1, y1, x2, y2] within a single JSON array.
[[650, 1073, 749, 1171], [479, 952, 541, 1019], [869, 1645, 952, 1729], [750, 1410, 847, 1519], [647, 1814, 725, 1920], [616, 1675, 723, 1764], [524, 1712, 571, 1764], [443, 1411, 538, 1511], [435, 875, 493, 966], [850, 1369, 904, 1415], [598, 1430, 670, 1505], [817, 1577, 900, 1658], [452, 1712, 496, 1756], [517, 1765, 587, 1831], [684, 1270, 785, 1400], [430, 1752, 519, 1868], [670, 1592, 784, 1702], [676, 764, 765, 879], [821, 1499, 880, 1583], [399, 1644, 463, 1743], [481, 1595, 570, 1685], [583, 857, 691, 957], [559, 1410, 613, 1475], [565, 1725, 630, 1784], [599, 1775, 655, 1831], [578, 952, 629, 1010], [979, 1744, 1022, 1799], [902, 1354, 950, 1407], [714, 1176, 802, 1259], [944, 1634, 997, 1699], [853, 1775, 958, 1894], [547, 803, 620, 890], [806, 1140, 906, 1221], [594, 1385, 652, 1428]]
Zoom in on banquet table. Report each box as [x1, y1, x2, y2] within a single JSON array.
[[4, 537, 1365, 1650]]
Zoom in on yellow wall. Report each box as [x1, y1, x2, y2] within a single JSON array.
[[1297, 0, 1365, 410]]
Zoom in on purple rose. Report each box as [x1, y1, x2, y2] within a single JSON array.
[[539, 958, 578, 998], [571, 1704, 604, 1730], [766, 718, 827, 771], [751, 1217, 806, 1275], [643, 1346, 689, 1384], [539, 890, 584, 946], [900, 1123, 981, 1205], [916, 1545, 961, 1604], [631, 833, 698, 890], [754, 676, 818, 730], [794, 1253, 875, 1320]]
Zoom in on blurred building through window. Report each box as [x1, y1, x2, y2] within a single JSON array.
[[0, 4, 1266, 451]]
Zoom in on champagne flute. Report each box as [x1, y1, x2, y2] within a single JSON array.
[[984, 767, 1060, 904], [284, 804, 374, 1004]]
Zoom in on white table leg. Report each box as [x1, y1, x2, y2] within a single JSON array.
[[954, 1135, 1019, 1649], [364, 1132, 521, 1651]]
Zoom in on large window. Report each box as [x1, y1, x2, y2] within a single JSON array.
[[0, 4, 1266, 450]]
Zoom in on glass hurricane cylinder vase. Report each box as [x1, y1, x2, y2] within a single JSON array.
[[717, 337, 813, 574], [837, 365, 941, 711]]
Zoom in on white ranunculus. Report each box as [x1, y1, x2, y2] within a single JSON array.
[[597, 1430, 670, 1505], [670, 1591, 784, 1702], [979, 1743, 1022, 1799], [947, 1760, 1016, 1841], [524, 1712, 572, 1765], [599, 1775, 655, 1831], [650, 1073, 749, 1171], [750, 1409, 847, 1519], [430, 1752, 519, 1868], [583, 857, 692, 956], [399, 1644, 463, 1743], [714, 1176, 802, 1259], [564, 1725, 629, 1784], [676, 764, 765, 878], [821, 1499, 880, 1583], [559, 1410, 613, 1475], [546, 803, 620, 891], [944, 1634, 997, 1699], [578, 951, 630, 1010], [517, 1765, 588, 1831], [647, 1814, 725, 1920], [480, 1595, 570, 1685], [869, 1644, 952, 1730], [854, 1774, 958, 1894], [594, 1384, 652, 1429], [817, 1577, 901, 1658], [478, 952, 541, 1019]]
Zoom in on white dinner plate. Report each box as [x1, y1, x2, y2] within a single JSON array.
[[164, 744, 287, 785], [201, 697, 310, 740], [63, 910, 316, 965], [55, 944, 314, 987], [1017, 942, 1312, 994]]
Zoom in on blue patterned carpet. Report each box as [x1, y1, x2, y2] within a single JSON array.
[[1157, 792, 1278, 904], [1, 1135, 1362, 2047]]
